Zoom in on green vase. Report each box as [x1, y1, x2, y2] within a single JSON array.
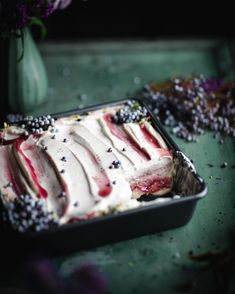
[[8, 27, 48, 114]]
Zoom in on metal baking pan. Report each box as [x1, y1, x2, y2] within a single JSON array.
[[0, 98, 207, 259]]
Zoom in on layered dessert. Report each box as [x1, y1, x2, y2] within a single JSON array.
[[0, 101, 174, 232]]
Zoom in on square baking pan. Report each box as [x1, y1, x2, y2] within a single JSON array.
[[0, 98, 207, 258]]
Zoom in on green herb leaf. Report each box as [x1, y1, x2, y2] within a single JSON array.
[[131, 102, 140, 111]]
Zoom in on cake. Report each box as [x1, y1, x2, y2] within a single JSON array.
[[0, 101, 174, 232]]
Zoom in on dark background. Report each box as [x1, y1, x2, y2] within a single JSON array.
[[44, 0, 234, 40]]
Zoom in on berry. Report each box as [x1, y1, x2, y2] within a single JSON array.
[[140, 76, 235, 142], [111, 100, 148, 124], [109, 160, 121, 169], [6, 114, 23, 124], [3, 194, 58, 233], [15, 115, 56, 134]]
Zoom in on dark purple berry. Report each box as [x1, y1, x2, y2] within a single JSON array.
[[3, 194, 58, 233]]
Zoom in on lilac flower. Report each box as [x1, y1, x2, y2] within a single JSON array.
[[202, 78, 224, 93], [24, 256, 107, 294], [0, 0, 72, 36], [15, 3, 29, 29], [69, 264, 107, 294], [25, 256, 67, 294], [53, 0, 72, 10]]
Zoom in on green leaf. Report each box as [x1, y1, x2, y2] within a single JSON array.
[[131, 102, 140, 111]]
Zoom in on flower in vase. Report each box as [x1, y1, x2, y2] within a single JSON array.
[[53, 0, 72, 10], [0, 0, 72, 37]]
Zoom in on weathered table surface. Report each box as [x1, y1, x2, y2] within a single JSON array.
[[4, 40, 235, 293]]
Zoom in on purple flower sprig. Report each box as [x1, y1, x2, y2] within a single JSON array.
[[0, 0, 72, 37], [24, 256, 107, 294], [53, 0, 72, 10]]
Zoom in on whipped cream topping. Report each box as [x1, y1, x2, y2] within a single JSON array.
[[0, 105, 174, 224]]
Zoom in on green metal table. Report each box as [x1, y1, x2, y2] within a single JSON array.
[[3, 40, 235, 293]]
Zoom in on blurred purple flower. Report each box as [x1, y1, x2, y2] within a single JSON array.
[[24, 256, 107, 294], [53, 0, 72, 10], [69, 264, 107, 294], [202, 78, 224, 93], [25, 256, 67, 294], [0, 0, 72, 36], [15, 3, 29, 29]]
